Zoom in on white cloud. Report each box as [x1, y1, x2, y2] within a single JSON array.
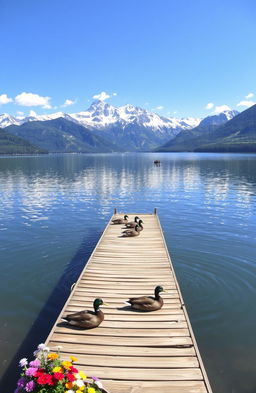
[[15, 92, 51, 108], [29, 110, 37, 117], [153, 106, 164, 111], [237, 100, 255, 108], [92, 91, 110, 101], [113, 92, 117, 96], [214, 104, 231, 113], [63, 99, 76, 107], [17, 111, 24, 115], [245, 92, 254, 99], [205, 102, 214, 110], [0, 94, 13, 105]]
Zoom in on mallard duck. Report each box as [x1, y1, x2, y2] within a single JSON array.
[[122, 224, 140, 237], [111, 214, 129, 225], [62, 298, 107, 328], [126, 286, 166, 311], [125, 216, 140, 228]]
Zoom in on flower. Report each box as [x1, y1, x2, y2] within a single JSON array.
[[65, 382, 74, 389], [87, 388, 96, 393], [29, 359, 40, 368], [17, 377, 26, 388], [62, 360, 72, 369], [70, 356, 78, 362], [48, 352, 59, 360], [95, 380, 104, 390], [37, 343, 47, 350], [19, 358, 28, 367], [75, 379, 84, 388], [53, 372, 64, 380], [25, 367, 37, 377], [52, 366, 63, 373], [78, 370, 87, 380], [25, 381, 36, 392], [65, 390, 75, 393], [67, 373, 76, 382]]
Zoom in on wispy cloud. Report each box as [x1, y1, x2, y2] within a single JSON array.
[[15, 92, 51, 109], [153, 106, 164, 111], [214, 104, 231, 113], [62, 99, 76, 107], [245, 92, 254, 99], [113, 92, 117, 96], [205, 102, 214, 110], [0, 94, 13, 105], [237, 100, 255, 108], [93, 91, 110, 101]]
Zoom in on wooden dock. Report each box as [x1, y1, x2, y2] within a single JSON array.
[[45, 212, 212, 393]]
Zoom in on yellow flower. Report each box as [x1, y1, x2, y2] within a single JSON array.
[[70, 355, 78, 362], [48, 352, 59, 360], [62, 360, 72, 369], [87, 388, 96, 393], [52, 366, 63, 373], [79, 386, 85, 391], [79, 371, 87, 380], [65, 382, 74, 389]]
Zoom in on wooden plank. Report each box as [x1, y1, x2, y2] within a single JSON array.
[[101, 380, 207, 393], [70, 366, 203, 381]]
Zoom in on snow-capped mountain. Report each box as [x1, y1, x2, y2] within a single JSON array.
[[69, 101, 201, 133], [0, 102, 239, 151], [0, 100, 200, 132], [199, 110, 239, 127]]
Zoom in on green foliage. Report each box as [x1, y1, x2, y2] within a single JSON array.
[[0, 128, 47, 154]]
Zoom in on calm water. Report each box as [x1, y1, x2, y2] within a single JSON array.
[[0, 153, 256, 393]]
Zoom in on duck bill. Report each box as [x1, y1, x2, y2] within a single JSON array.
[[103, 302, 109, 306]]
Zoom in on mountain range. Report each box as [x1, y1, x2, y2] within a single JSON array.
[[1, 101, 200, 152], [156, 106, 256, 152], [1, 100, 256, 154]]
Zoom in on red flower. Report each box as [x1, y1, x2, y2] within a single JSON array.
[[37, 374, 49, 385], [46, 374, 55, 386], [66, 373, 75, 382], [35, 369, 44, 378], [70, 366, 78, 373], [54, 372, 64, 381]]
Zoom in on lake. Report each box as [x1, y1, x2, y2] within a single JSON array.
[[0, 152, 255, 393]]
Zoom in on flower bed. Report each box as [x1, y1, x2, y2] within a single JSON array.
[[14, 344, 107, 393]]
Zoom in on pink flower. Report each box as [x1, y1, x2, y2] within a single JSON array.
[[25, 367, 38, 377], [29, 359, 40, 368]]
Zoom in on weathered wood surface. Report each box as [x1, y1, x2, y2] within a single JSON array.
[[45, 213, 212, 393]]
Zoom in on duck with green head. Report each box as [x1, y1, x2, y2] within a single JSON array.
[[126, 286, 166, 311], [62, 298, 108, 328], [111, 214, 129, 224]]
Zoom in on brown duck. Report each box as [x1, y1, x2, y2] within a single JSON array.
[[126, 286, 166, 311]]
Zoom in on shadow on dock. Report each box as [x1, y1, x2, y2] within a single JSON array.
[[0, 230, 100, 393]]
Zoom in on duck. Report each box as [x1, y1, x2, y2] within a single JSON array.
[[126, 285, 166, 311], [111, 214, 129, 225], [136, 219, 144, 231], [61, 298, 108, 328], [122, 224, 140, 237], [125, 216, 140, 228]]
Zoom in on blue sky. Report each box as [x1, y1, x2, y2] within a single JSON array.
[[1, 0, 256, 118]]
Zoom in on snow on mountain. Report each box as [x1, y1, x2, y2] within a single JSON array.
[[70, 101, 201, 133], [1, 101, 238, 134], [199, 110, 239, 127]]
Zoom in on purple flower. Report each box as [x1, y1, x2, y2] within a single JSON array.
[[29, 359, 40, 368], [91, 376, 100, 381], [14, 388, 20, 393], [17, 377, 26, 388], [25, 381, 36, 392], [25, 367, 37, 377], [19, 358, 28, 367]]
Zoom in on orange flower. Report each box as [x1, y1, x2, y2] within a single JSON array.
[[70, 355, 78, 362], [65, 382, 74, 389], [47, 352, 58, 360]]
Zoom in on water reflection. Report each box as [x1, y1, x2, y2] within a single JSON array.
[[0, 153, 256, 393]]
